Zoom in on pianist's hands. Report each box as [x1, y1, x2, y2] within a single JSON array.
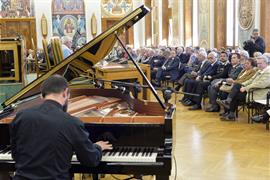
[[95, 141, 113, 151]]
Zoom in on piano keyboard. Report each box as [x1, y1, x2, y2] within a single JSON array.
[[0, 146, 158, 163]]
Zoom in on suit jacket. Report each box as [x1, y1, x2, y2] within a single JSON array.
[[165, 56, 180, 80], [212, 62, 232, 79], [228, 64, 243, 80], [150, 55, 165, 69], [197, 60, 211, 76], [201, 60, 219, 77], [235, 68, 258, 84], [242, 66, 270, 101]]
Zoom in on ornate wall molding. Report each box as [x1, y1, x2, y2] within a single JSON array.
[[198, 0, 210, 48], [238, 0, 255, 30]]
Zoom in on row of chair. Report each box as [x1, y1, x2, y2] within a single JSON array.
[[30, 37, 64, 77]]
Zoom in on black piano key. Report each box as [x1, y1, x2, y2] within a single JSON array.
[[132, 147, 137, 156], [145, 148, 150, 156], [108, 148, 116, 156], [112, 147, 119, 156], [135, 147, 141, 156], [118, 147, 124, 156], [142, 147, 147, 156], [126, 147, 131, 156]]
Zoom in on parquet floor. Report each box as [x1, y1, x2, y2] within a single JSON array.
[[76, 94, 270, 180]]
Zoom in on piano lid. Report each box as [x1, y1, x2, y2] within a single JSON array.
[[2, 5, 150, 108]]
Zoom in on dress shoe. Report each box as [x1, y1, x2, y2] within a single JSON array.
[[219, 111, 229, 117], [251, 113, 269, 123], [220, 112, 235, 121], [205, 106, 220, 112], [216, 99, 230, 109], [188, 104, 202, 110], [179, 98, 188, 103], [182, 99, 194, 106], [174, 84, 182, 91]]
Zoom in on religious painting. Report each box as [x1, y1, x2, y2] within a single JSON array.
[[101, 0, 133, 18], [0, 0, 34, 18], [52, 0, 86, 48], [238, 0, 255, 30], [198, 0, 210, 48]]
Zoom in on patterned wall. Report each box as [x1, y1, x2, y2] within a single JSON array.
[[0, 0, 34, 18], [198, 0, 210, 49], [101, 0, 132, 18], [52, 0, 86, 48]]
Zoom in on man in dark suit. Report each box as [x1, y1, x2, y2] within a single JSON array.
[[10, 75, 112, 180], [243, 28, 265, 57], [183, 52, 220, 110], [149, 50, 166, 80], [154, 50, 180, 86]]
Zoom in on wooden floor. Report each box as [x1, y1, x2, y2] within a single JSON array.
[[173, 94, 270, 180], [84, 93, 270, 180]]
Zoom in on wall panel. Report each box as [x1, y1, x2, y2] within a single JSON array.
[[214, 0, 226, 49], [261, 0, 270, 52]]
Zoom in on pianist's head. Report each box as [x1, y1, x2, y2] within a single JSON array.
[[40, 75, 70, 111]]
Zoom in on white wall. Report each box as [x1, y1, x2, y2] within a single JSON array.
[[84, 0, 101, 41], [133, 0, 145, 48], [178, 0, 184, 46], [34, 0, 52, 49]]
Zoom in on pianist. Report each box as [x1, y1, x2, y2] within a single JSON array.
[[10, 75, 112, 180]]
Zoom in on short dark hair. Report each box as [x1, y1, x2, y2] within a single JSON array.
[[40, 75, 69, 98], [220, 51, 228, 57], [246, 58, 257, 67], [231, 53, 241, 59]]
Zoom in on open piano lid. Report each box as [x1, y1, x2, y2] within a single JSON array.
[[2, 5, 150, 108]]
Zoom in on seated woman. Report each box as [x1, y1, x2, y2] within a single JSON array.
[[209, 58, 258, 113], [217, 55, 270, 121]]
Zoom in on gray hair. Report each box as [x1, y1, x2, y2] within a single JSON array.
[[61, 36, 72, 45], [256, 55, 269, 65], [240, 50, 249, 59], [208, 51, 218, 59]]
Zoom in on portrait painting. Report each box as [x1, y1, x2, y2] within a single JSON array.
[[52, 0, 86, 48]]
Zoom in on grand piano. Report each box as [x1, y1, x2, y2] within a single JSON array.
[[0, 5, 175, 180]]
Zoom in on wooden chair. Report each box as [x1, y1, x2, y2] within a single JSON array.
[[31, 38, 48, 77], [51, 37, 64, 65], [42, 39, 54, 69]]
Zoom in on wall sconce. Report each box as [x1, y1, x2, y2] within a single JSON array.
[[91, 13, 97, 37], [41, 14, 48, 38]]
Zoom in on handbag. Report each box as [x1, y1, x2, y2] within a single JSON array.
[[219, 84, 233, 93]]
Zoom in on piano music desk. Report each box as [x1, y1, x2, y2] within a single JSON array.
[[95, 63, 151, 100]]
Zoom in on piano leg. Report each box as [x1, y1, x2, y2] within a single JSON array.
[[92, 174, 98, 180], [156, 175, 169, 180]]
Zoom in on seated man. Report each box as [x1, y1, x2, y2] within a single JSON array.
[[175, 49, 208, 91], [149, 49, 166, 80], [61, 36, 73, 58], [182, 51, 220, 110], [218, 55, 270, 120], [206, 53, 244, 112], [154, 50, 180, 87]]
